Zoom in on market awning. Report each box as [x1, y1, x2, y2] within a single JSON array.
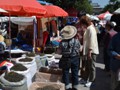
[[43, 5, 68, 17], [10, 16, 36, 25], [114, 8, 120, 14], [98, 11, 112, 20], [0, 8, 8, 13], [0, 0, 46, 16]]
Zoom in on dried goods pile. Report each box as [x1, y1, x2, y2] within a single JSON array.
[[26, 53, 36, 57], [39, 53, 45, 56], [19, 57, 33, 62], [4, 72, 24, 82], [44, 48, 55, 54], [10, 64, 27, 71], [39, 67, 62, 75], [36, 85, 59, 90]]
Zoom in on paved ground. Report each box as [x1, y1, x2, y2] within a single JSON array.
[[77, 47, 111, 90]]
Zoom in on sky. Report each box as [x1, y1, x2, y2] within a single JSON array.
[[92, 0, 109, 8]]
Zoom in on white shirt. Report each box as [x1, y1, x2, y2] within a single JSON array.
[[83, 25, 99, 55]]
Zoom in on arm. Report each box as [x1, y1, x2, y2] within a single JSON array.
[[108, 38, 120, 60], [88, 27, 96, 59]]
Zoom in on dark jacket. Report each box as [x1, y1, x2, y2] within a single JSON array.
[[109, 32, 120, 72]]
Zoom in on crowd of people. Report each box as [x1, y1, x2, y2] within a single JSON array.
[[57, 11, 120, 90]]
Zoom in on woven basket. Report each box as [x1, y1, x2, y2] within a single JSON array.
[[5, 39, 12, 46]]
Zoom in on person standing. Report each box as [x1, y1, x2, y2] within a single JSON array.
[[58, 25, 81, 90], [108, 26, 120, 90], [75, 11, 87, 83], [103, 21, 117, 73], [80, 16, 99, 87]]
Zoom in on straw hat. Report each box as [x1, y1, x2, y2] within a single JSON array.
[[0, 35, 4, 42], [61, 25, 77, 40]]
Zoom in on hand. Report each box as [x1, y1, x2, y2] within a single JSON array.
[[115, 55, 120, 60], [87, 50, 92, 60]]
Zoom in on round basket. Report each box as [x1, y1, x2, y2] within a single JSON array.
[[5, 39, 12, 46]]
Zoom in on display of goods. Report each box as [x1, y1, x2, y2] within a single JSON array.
[[36, 85, 59, 90], [10, 64, 27, 71], [5, 39, 12, 46], [4, 72, 24, 82], [39, 53, 45, 56], [44, 48, 55, 54], [19, 57, 33, 62], [0, 66, 7, 75], [47, 56, 52, 58], [48, 68, 62, 75], [39, 67, 49, 73], [39, 67, 62, 75], [26, 53, 36, 57]]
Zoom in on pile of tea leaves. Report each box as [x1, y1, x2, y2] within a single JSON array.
[[26, 53, 36, 57], [4, 72, 24, 82], [10, 64, 27, 71], [44, 48, 55, 54], [39, 53, 45, 56], [19, 57, 33, 62], [36, 85, 59, 90]]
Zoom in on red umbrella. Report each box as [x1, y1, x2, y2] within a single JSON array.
[[43, 5, 68, 17], [0, 0, 46, 16], [98, 11, 112, 20]]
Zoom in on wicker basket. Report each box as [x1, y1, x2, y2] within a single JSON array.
[[5, 39, 12, 46]]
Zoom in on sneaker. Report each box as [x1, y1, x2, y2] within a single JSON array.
[[79, 79, 87, 84], [84, 82, 92, 88]]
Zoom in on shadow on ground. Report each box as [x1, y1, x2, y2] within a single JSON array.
[[90, 67, 111, 90]]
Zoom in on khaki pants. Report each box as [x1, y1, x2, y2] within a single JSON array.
[[84, 54, 97, 82]]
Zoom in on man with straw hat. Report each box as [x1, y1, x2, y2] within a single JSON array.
[[58, 25, 81, 90]]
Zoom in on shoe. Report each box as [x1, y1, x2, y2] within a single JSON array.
[[79, 79, 87, 84], [84, 82, 92, 88]]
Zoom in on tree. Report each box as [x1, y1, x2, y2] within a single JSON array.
[[103, 0, 120, 13], [75, 0, 93, 14], [44, 0, 93, 14]]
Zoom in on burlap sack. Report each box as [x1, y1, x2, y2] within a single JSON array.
[[35, 71, 62, 82], [28, 82, 65, 90]]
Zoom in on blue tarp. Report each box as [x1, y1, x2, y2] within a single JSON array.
[[37, 0, 52, 5]]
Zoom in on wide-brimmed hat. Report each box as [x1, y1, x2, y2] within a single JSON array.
[[61, 25, 77, 40], [0, 35, 4, 42]]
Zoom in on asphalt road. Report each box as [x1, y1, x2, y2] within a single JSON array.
[[77, 47, 111, 90]]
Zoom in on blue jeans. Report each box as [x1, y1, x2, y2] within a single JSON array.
[[62, 56, 79, 87]]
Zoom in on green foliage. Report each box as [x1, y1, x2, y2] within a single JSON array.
[[75, 0, 93, 14], [103, 1, 120, 13], [45, 0, 93, 14]]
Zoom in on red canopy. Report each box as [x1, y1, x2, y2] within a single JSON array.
[[98, 11, 112, 20], [0, 0, 46, 16], [43, 5, 68, 17]]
